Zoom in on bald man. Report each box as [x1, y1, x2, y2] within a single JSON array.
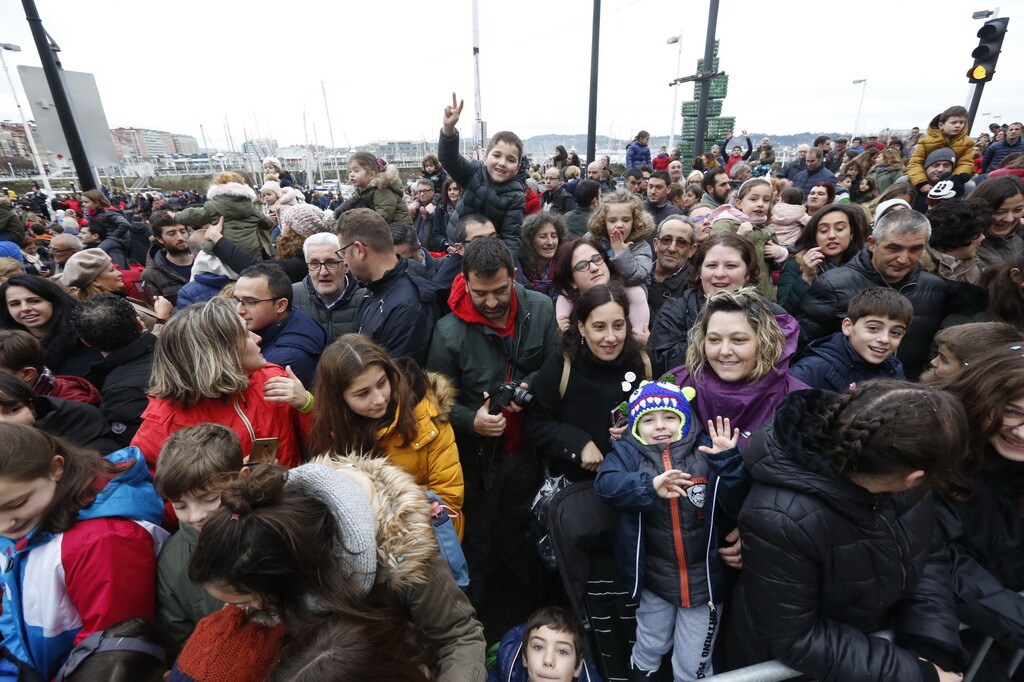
[[587, 161, 611, 192], [49, 233, 83, 276]]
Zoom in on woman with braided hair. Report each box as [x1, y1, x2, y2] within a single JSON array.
[[724, 380, 970, 682]]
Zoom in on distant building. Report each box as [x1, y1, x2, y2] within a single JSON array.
[[110, 127, 199, 160], [0, 121, 32, 159], [242, 138, 278, 159]]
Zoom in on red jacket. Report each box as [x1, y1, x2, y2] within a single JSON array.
[[524, 187, 542, 215], [131, 364, 309, 474], [652, 153, 671, 171]]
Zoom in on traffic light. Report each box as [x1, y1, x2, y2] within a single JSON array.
[[967, 17, 1009, 83]]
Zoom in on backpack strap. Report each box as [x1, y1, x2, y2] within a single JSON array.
[[558, 353, 571, 399], [641, 351, 652, 381]]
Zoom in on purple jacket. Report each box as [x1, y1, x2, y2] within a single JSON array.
[[668, 314, 808, 446]]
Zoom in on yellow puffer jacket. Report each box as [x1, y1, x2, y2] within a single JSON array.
[[907, 114, 974, 188], [377, 371, 465, 539]]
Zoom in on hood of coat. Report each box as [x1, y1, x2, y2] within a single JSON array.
[[369, 163, 405, 194], [744, 388, 879, 517], [770, 202, 809, 226], [308, 454, 437, 593], [206, 181, 258, 202]]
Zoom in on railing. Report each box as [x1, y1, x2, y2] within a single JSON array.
[[708, 622, 1023, 681]]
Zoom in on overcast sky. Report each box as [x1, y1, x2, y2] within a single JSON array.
[[0, 0, 1021, 150]]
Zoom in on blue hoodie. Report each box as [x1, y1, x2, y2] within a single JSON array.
[[790, 331, 906, 392]]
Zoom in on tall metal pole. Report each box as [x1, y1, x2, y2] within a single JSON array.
[[586, 0, 601, 165], [852, 79, 867, 137], [693, 0, 720, 157], [321, 81, 336, 152], [21, 0, 96, 190], [667, 33, 683, 152], [471, 0, 484, 157], [0, 44, 53, 203]]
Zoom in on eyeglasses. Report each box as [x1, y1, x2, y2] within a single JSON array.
[[657, 236, 691, 249], [50, 247, 78, 255], [572, 253, 605, 272], [307, 260, 343, 272], [691, 215, 707, 224], [335, 242, 355, 259], [232, 296, 277, 309], [416, 188, 434, 195]]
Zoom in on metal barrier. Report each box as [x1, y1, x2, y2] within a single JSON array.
[[707, 629, 1023, 681]]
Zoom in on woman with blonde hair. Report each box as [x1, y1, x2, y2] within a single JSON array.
[[130, 298, 310, 474]]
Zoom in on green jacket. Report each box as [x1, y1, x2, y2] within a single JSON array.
[[335, 164, 412, 225], [0, 205, 25, 245], [156, 524, 224, 648], [710, 217, 779, 301], [176, 182, 273, 260], [426, 284, 558, 444]]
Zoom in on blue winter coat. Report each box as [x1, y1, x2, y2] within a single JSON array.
[[176, 273, 232, 310], [256, 306, 329, 387], [626, 139, 651, 170], [355, 257, 438, 365], [487, 623, 603, 682], [792, 165, 838, 198], [594, 425, 746, 606], [789, 331, 906, 392]]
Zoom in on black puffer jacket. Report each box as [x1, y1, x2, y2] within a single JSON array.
[[939, 452, 1024, 648], [726, 389, 964, 681], [83, 331, 156, 449], [354, 258, 438, 365], [796, 247, 949, 378], [438, 130, 525, 258]]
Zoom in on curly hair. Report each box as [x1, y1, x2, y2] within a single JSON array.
[[587, 190, 654, 242], [518, 212, 568, 276], [928, 199, 992, 251], [686, 288, 784, 383], [819, 379, 971, 500]]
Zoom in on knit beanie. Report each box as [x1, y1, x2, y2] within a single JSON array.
[[285, 463, 378, 598], [873, 198, 913, 224], [62, 249, 111, 289], [924, 147, 956, 170], [627, 381, 695, 444], [279, 203, 332, 238], [262, 155, 282, 171], [166, 606, 285, 682], [260, 180, 282, 201]]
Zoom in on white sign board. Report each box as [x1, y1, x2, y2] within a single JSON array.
[[17, 66, 118, 168]]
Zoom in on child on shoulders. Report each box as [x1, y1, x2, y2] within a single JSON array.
[[907, 105, 974, 194]]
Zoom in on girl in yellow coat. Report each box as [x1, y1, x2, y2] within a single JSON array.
[[311, 333, 465, 538]]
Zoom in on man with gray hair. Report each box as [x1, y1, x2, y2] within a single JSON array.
[[797, 208, 951, 378], [49, 233, 82, 277], [291, 231, 365, 342], [729, 162, 751, 183], [780, 144, 810, 181]]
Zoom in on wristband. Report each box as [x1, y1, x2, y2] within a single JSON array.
[[297, 391, 314, 413]]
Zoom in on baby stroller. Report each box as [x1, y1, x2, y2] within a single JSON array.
[[548, 481, 671, 682]]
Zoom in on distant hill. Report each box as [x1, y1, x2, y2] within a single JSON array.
[[523, 130, 909, 159]]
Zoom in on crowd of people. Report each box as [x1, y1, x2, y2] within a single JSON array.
[[0, 95, 1021, 682]]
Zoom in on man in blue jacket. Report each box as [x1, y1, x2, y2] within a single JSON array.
[[234, 262, 328, 387], [983, 122, 1023, 172]]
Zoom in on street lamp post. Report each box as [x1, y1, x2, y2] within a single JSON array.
[[0, 42, 53, 205], [667, 32, 683, 151], [852, 79, 867, 138]]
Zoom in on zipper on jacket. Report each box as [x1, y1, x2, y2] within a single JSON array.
[[704, 476, 722, 614], [876, 502, 907, 591], [661, 443, 690, 607]]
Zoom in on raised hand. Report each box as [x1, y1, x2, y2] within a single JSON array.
[[442, 92, 464, 135], [698, 416, 740, 455], [653, 469, 693, 499]]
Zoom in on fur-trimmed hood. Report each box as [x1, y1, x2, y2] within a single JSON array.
[[311, 454, 437, 593], [424, 370, 456, 422], [369, 163, 405, 194], [205, 181, 257, 202]]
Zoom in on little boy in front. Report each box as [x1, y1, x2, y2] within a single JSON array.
[[790, 287, 911, 392], [155, 423, 244, 650], [489, 605, 592, 682], [595, 381, 746, 680], [438, 92, 526, 257]]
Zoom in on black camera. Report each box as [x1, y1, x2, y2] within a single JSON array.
[[488, 381, 533, 415]]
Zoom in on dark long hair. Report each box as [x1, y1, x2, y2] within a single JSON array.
[[189, 465, 389, 635], [562, 282, 643, 367], [0, 275, 83, 370], [793, 204, 868, 265], [0, 422, 122, 535], [982, 256, 1024, 332], [819, 380, 971, 500], [551, 237, 623, 302], [311, 334, 418, 456]]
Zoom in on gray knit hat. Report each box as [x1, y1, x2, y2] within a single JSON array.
[[62, 249, 112, 290], [279, 203, 332, 238], [284, 463, 377, 600], [924, 147, 956, 170]]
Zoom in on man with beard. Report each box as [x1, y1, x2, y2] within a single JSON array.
[[141, 211, 194, 306], [427, 236, 558, 617], [700, 169, 731, 209]]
